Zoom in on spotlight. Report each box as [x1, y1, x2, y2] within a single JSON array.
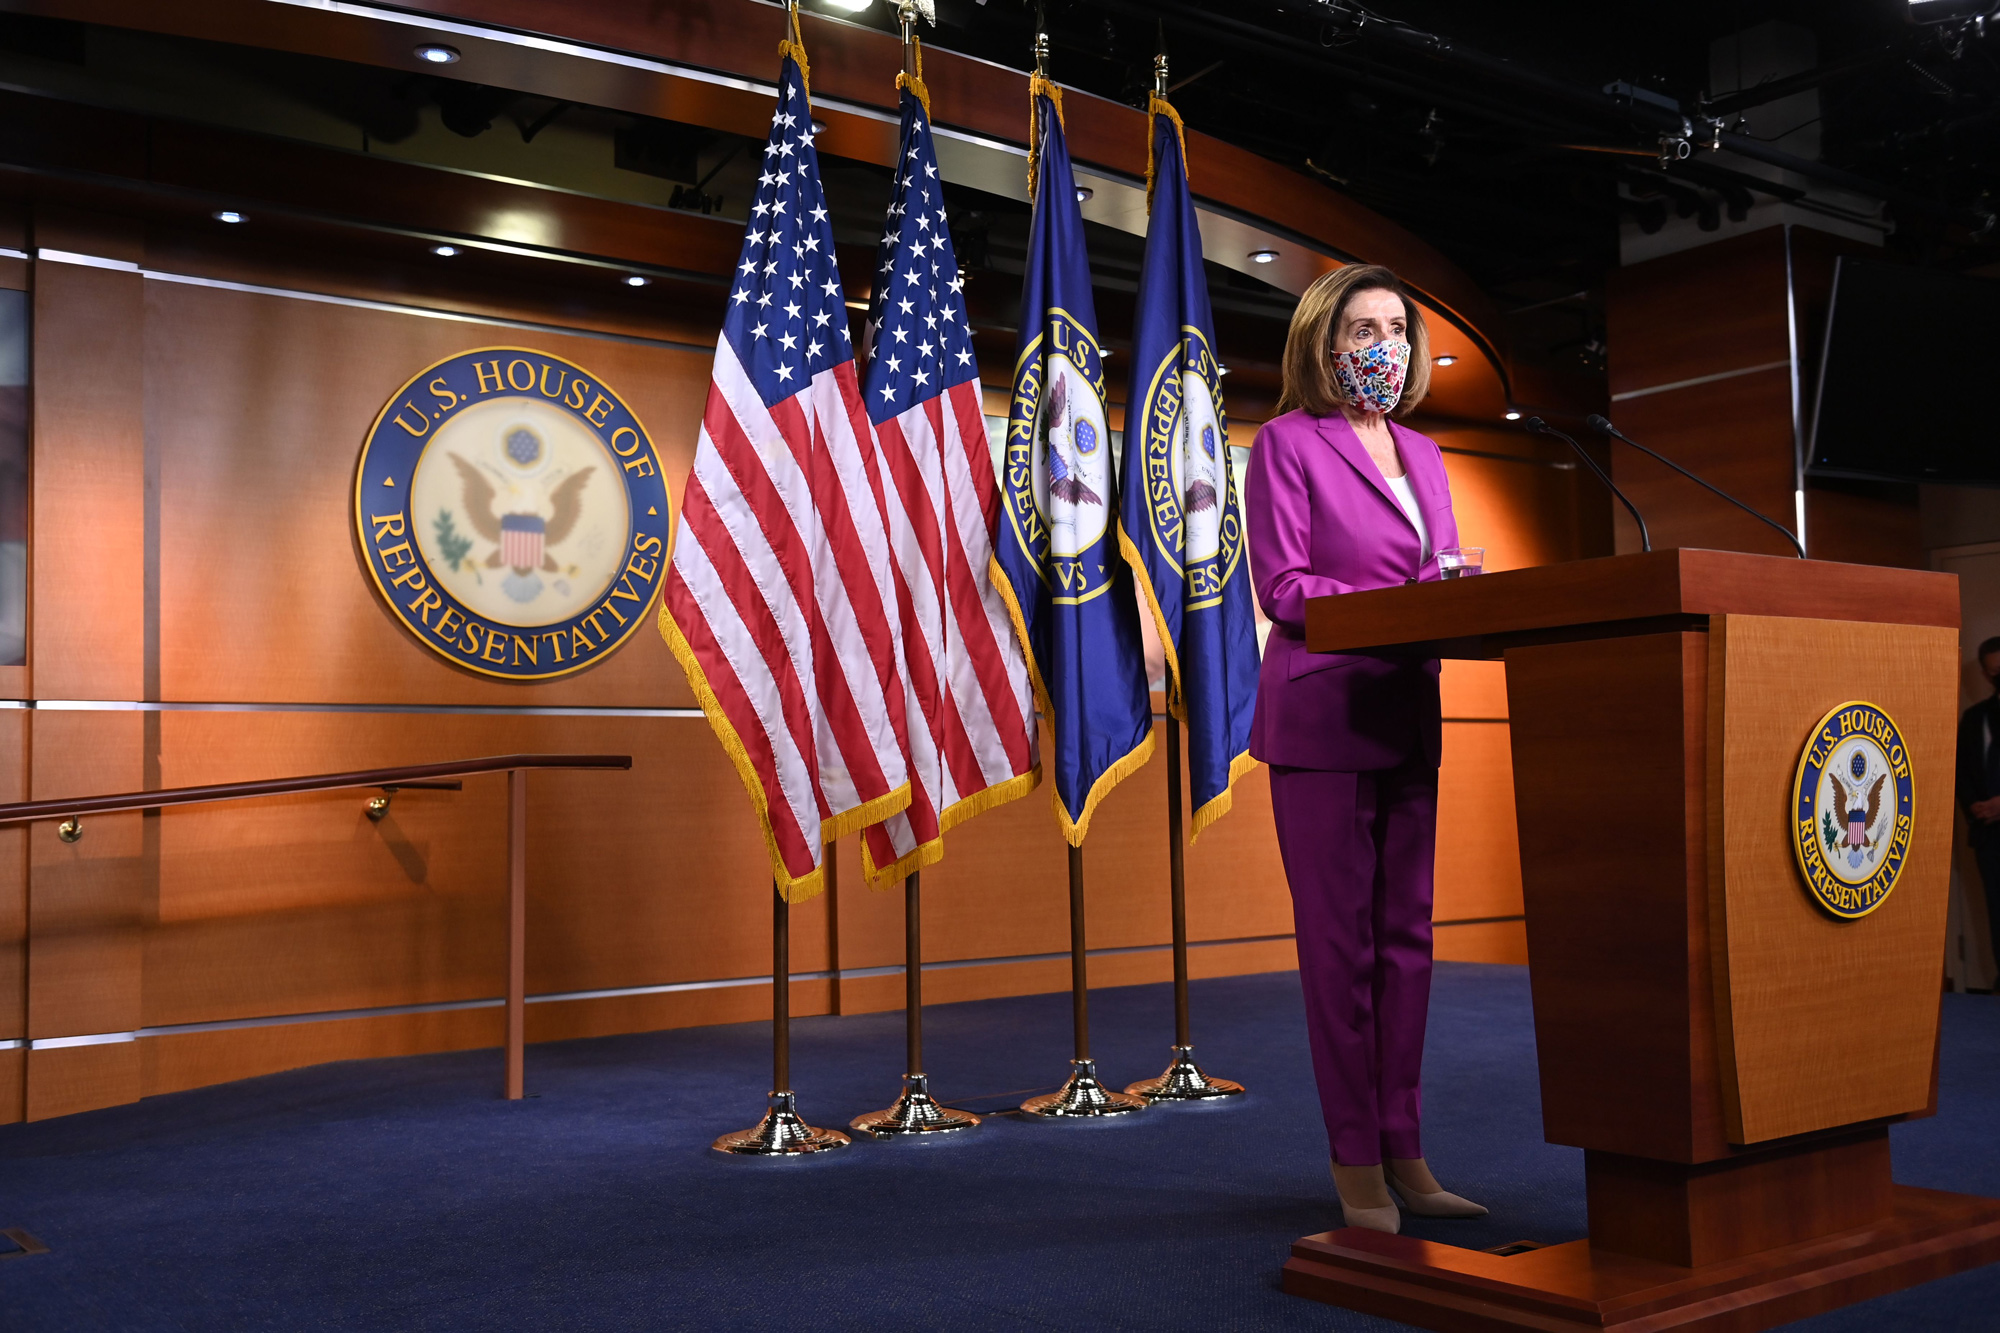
[[1435, 355, 1458, 366], [824, 0, 872, 11], [624, 275, 650, 287], [432, 244, 460, 257], [415, 43, 460, 64], [810, 119, 827, 135], [1074, 186, 1094, 203], [213, 210, 245, 224], [1504, 410, 1522, 421], [1249, 249, 1279, 264], [1216, 364, 1231, 377]]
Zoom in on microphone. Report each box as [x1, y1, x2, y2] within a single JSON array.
[[1585, 415, 1806, 558], [1522, 416, 1652, 554]]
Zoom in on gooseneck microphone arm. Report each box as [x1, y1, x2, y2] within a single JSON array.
[[1585, 415, 1807, 558], [1522, 416, 1651, 554]]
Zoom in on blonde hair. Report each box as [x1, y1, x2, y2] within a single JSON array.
[[1274, 264, 1431, 419]]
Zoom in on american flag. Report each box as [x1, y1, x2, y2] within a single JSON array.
[[858, 87, 1039, 883], [661, 48, 912, 903]]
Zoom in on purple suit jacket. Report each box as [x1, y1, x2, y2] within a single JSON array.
[[1244, 410, 1459, 773]]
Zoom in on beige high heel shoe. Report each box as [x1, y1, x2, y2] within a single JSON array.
[[1386, 1163, 1488, 1218], [1330, 1162, 1402, 1234]]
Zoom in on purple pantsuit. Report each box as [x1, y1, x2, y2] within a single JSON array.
[[1244, 409, 1458, 1167]]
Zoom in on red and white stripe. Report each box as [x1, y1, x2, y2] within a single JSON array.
[[663, 340, 912, 900], [861, 379, 1039, 882]]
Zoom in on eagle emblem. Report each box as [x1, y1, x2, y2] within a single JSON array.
[[1044, 372, 1102, 508], [1822, 767, 1888, 869], [1184, 421, 1219, 518], [447, 443, 595, 604]]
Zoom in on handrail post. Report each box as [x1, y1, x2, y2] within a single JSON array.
[[505, 768, 527, 1100]]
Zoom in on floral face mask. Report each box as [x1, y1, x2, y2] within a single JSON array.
[[1331, 338, 1410, 415]]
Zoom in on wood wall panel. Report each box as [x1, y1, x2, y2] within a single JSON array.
[[27, 709, 146, 1038], [1806, 485, 1924, 571], [26, 1042, 138, 1121], [141, 711, 812, 1026], [145, 278, 708, 708], [1435, 721, 1523, 925], [0, 709, 24, 1043], [1606, 227, 1790, 398], [1436, 919, 1528, 965], [1432, 430, 1595, 573], [1606, 368, 1799, 557], [30, 235, 145, 700], [0, 1046, 20, 1124]]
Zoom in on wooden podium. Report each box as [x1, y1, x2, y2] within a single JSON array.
[[1282, 549, 2000, 1331]]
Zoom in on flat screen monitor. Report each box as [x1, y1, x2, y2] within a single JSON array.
[[1808, 257, 2000, 485]]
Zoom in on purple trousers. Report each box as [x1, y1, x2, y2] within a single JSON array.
[[1269, 760, 1438, 1166]]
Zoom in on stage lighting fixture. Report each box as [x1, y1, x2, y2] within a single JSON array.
[[213, 210, 245, 224], [432, 244, 460, 257], [624, 275, 650, 287], [1435, 355, 1458, 366], [1074, 186, 1094, 203], [415, 43, 460, 64], [1249, 249, 1279, 264]]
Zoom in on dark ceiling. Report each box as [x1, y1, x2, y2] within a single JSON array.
[[833, 0, 2000, 371]]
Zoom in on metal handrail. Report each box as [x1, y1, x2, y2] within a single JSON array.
[[0, 753, 631, 825], [21, 752, 633, 1102]]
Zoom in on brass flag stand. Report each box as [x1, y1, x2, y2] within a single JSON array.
[[712, 875, 850, 1155], [851, 870, 980, 1137], [1127, 714, 1245, 1101], [1020, 843, 1148, 1118]]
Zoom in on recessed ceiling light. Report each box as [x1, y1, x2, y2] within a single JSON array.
[[1216, 364, 1232, 377], [1074, 186, 1094, 203], [1249, 249, 1279, 264], [624, 275, 650, 287], [810, 119, 827, 135], [432, 244, 459, 257], [213, 210, 245, 224], [824, 0, 872, 12], [1435, 354, 1458, 366], [415, 43, 460, 64], [1504, 410, 1522, 421]]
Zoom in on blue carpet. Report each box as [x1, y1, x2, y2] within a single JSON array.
[[0, 964, 1994, 1331]]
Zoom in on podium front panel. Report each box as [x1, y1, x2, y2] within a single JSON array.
[[1707, 614, 1957, 1145]]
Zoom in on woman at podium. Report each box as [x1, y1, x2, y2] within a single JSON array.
[[1243, 264, 1487, 1235]]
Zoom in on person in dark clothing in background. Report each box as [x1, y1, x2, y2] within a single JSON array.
[[1957, 635, 2000, 981]]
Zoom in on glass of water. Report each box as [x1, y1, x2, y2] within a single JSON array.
[[1437, 546, 1485, 579]]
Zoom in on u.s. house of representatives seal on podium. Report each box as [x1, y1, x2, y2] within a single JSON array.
[[1792, 700, 1916, 919], [355, 348, 673, 680]]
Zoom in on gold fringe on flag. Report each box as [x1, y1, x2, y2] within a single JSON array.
[[778, 2, 811, 98], [896, 36, 931, 119], [1145, 91, 1187, 216], [1026, 73, 1065, 202]]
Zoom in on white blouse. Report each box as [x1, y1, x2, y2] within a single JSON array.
[[1384, 472, 1432, 562]]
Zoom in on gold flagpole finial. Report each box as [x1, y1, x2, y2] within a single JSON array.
[[1154, 53, 1168, 97], [895, 0, 932, 114], [1034, 30, 1050, 78]]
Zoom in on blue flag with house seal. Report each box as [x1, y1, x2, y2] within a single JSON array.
[[1118, 95, 1259, 839], [991, 78, 1155, 845]]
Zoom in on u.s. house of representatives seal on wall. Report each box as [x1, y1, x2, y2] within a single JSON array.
[[1791, 700, 1916, 919], [355, 348, 673, 680]]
